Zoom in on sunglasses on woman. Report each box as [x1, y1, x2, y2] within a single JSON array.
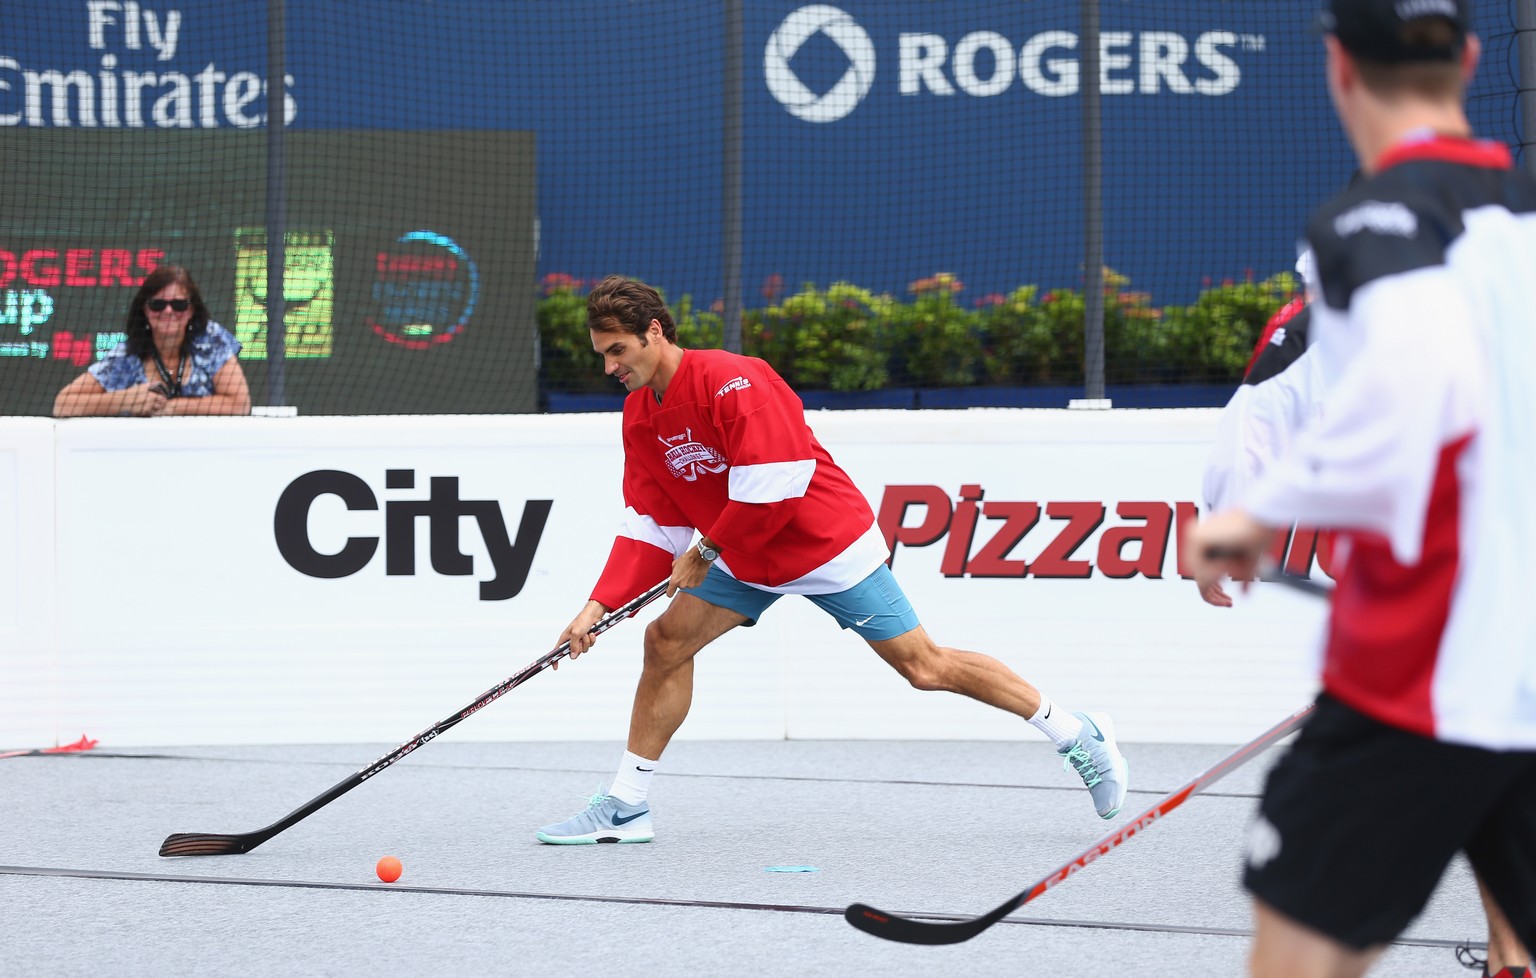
[[147, 298, 191, 312]]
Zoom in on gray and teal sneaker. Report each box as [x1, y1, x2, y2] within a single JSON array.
[[1059, 711, 1129, 819], [536, 793, 653, 844]]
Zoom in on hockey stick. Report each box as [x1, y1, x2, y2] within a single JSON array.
[[159, 580, 669, 857], [1262, 567, 1332, 599], [845, 702, 1317, 944], [1204, 540, 1335, 600], [0, 734, 99, 760]]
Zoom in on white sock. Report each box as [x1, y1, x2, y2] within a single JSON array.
[[1027, 696, 1084, 751], [608, 750, 659, 806]]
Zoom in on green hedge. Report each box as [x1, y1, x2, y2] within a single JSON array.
[[538, 269, 1299, 394]]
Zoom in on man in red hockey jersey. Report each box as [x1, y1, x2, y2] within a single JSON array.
[[535, 274, 1129, 844]]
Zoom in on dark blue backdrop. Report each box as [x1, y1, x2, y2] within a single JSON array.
[[4, 1, 1519, 309]]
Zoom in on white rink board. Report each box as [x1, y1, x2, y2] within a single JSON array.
[[3, 410, 1326, 747], [0, 419, 58, 748]]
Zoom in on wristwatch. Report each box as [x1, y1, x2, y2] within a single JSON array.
[[696, 539, 720, 562]]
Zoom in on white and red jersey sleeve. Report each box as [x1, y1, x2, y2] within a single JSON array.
[[1202, 343, 1323, 515], [1244, 270, 1476, 563], [1203, 251, 1322, 515]]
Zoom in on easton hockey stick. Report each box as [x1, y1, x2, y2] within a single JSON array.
[[159, 580, 669, 857], [845, 702, 1317, 944]]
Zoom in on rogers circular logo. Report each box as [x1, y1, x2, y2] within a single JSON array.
[[764, 5, 875, 123], [367, 230, 481, 350]]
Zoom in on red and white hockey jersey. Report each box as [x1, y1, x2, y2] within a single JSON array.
[[590, 349, 888, 609], [1245, 136, 1536, 749]]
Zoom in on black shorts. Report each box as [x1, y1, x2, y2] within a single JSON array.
[[1244, 693, 1536, 951]]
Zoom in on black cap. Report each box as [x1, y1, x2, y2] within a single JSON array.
[[1319, 0, 1470, 64]]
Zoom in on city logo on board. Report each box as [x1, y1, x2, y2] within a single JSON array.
[[274, 468, 550, 600]]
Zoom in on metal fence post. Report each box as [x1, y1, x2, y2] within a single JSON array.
[[1521, 0, 1536, 175], [722, 0, 745, 354], [1080, 0, 1107, 406], [266, 0, 288, 404]]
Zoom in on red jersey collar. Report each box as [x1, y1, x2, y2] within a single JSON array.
[[1376, 134, 1512, 173]]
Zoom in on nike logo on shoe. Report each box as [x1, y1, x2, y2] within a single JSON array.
[[1081, 716, 1107, 743], [853, 614, 877, 626], [612, 809, 649, 825]]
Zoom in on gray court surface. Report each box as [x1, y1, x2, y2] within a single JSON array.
[[1, 739, 1489, 977]]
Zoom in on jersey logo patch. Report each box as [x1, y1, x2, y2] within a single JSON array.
[[658, 427, 728, 482], [1334, 201, 1418, 239], [1269, 326, 1287, 347], [716, 376, 752, 398]]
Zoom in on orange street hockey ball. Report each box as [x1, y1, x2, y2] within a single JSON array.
[[376, 855, 403, 883]]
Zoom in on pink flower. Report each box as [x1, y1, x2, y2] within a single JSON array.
[[541, 272, 583, 296], [911, 273, 963, 295]]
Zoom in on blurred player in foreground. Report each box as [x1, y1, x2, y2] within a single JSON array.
[[1200, 247, 1531, 975], [1188, 1, 1536, 975], [534, 274, 1127, 844]]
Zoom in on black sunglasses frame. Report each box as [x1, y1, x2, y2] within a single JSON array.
[[147, 298, 192, 312]]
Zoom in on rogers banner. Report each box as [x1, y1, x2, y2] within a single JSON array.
[[2, 410, 1326, 747]]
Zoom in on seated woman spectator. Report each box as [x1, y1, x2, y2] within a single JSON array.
[[54, 265, 252, 417]]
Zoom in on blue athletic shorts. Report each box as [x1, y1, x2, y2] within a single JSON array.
[[683, 563, 921, 641]]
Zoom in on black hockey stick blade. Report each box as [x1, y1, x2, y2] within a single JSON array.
[[158, 774, 361, 856], [845, 703, 1316, 944], [159, 831, 271, 857], [160, 580, 669, 857]]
